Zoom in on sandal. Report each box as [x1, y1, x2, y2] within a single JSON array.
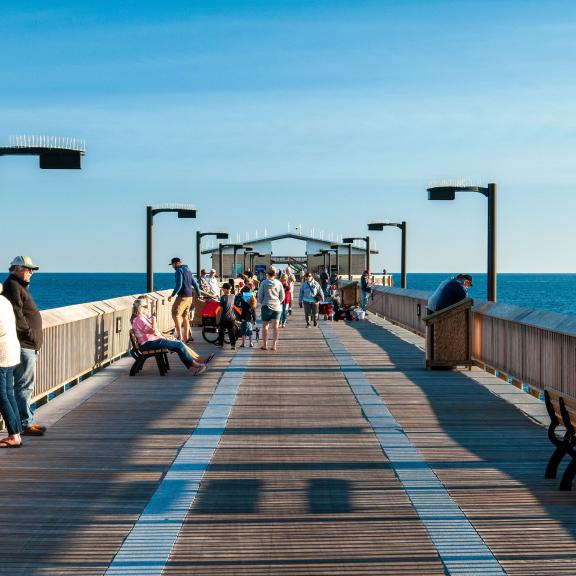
[[0, 438, 22, 448], [189, 364, 207, 376]]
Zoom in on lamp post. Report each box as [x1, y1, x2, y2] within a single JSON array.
[[146, 204, 197, 293], [368, 221, 408, 288], [242, 246, 254, 273], [218, 243, 244, 279], [319, 249, 329, 274], [196, 231, 229, 281], [330, 244, 341, 276], [249, 251, 262, 271], [0, 135, 86, 169], [342, 236, 371, 278], [427, 182, 497, 301]]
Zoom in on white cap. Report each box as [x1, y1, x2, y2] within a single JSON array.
[[10, 256, 39, 270]]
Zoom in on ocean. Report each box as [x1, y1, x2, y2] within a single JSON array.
[[6, 273, 576, 317]]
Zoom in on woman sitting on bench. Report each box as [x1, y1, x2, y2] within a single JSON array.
[[131, 298, 209, 376]]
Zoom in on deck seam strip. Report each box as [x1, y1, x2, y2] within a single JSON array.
[[319, 322, 507, 576], [104, 349, 253, 576]]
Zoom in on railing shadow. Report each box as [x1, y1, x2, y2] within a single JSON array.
[[345, 320, 576, 548]]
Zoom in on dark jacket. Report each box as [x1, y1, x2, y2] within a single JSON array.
[[219, 294, 237, 322], [427, 278, 467, 312], [171, 264, 200, 298], [2, 274, 43, 350]]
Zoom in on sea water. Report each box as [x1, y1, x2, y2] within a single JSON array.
[[8, 272, 576, 317]]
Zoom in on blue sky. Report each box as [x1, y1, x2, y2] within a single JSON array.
[[1, 0, 575, 272]]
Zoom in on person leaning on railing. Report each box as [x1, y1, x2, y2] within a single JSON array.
[[130, 298, 209, 376], [427, 274, 473, 313], [0, 282, 23, 448]]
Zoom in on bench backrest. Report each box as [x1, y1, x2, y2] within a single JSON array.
[[129, 329, 141, 351], [545, 389, 576, 431]]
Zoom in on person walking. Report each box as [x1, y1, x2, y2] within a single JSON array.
[[237, 285, 257, 348], [2, 256, 46, 437], [319, 268, 329, 295], [217, 283, 238, 350], [257, 267, 285, 351], [0, 283, 23, 448], [360, 269, 373, 312], [286, 268, 296, 315], [168, 257, 201, 342], [299, 271, 324, 327], [279, 272, 292, 328]]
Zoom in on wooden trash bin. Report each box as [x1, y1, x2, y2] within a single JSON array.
[[340, 281, 361, 308], [191, 296, 210, 327], [424, 298, 473, 370]]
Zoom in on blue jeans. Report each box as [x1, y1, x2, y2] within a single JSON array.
[[280, 303, 289, 326], [0, 366, 23, 435], [13, 348, 37, 428], [361, 290, 370, 311], [140, 338, 195, 369]]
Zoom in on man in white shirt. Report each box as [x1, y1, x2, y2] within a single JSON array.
[[206, 269, 220, 297]]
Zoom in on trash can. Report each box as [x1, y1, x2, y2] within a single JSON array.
[[424, 298, 473, 370], [340, 281, 361, 308]]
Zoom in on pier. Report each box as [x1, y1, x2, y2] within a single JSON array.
[[1, 288, 576, 575]]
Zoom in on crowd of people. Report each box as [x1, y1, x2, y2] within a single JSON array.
[[1, 253, 415, 447]]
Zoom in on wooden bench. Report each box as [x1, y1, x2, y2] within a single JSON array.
[[544, 389, 576, 490], [128, 330, 170, 377]]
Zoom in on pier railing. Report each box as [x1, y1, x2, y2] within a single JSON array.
[[369, 285, 576, 399], [35, 290, 172, 405]]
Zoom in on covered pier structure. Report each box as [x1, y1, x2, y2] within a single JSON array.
[[1, 303, 575, 575], [202, 232, 377, 278]]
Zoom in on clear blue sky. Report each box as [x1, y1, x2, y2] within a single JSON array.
[[1, 0, 575, 273]]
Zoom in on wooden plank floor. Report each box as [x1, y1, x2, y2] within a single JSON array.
[[165, 318, 444, 575], [0, 342, 235, 576], [331, 317, 576, 575], [1, 306, 576, 574]]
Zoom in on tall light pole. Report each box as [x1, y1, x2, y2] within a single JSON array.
[[330, 244, 341, 276], [319, 249, 329, 273], [342, 236, 371, 278], [218, 243, 244, 279], [249, 251, 263, 271], [242, 246, 253, 273], [368, 221, 408, 288], [0, 135, 85, 169], [196, 231, 229, 281], [146, 204, 197, 293], [427, 183, 497, 301]]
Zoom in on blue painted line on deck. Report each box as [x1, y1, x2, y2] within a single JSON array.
[[104, 349, 253, 576], [319, 323, 507, 576]]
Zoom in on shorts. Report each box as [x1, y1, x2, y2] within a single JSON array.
[[172, 296, 193, 318], [261, 305, 280, 322], [240, 320, 253, 336]]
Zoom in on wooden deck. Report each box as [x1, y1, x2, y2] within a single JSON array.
[[1, 307, 576, 575]]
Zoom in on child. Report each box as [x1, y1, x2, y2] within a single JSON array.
[[237, 285, 257, 348], [218, 284, 238, 350]]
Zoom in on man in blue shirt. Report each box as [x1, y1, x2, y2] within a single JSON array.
[[427, 274, 473, 313], [168, 257, 201, 342]]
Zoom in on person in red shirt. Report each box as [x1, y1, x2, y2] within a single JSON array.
[[279, 273, 292, 328]]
